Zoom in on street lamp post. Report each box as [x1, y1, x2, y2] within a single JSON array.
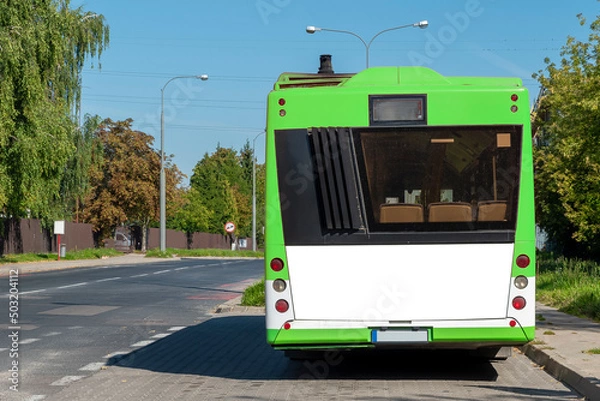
[[306, 20, 428, 68], [252, 131, 265, 252], [160, 74, 208, 252]]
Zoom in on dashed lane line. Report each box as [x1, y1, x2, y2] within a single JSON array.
[[95, 277, 121, 282], [57, 282, 88, 289], [21, 289, 47, 295], [20, 338, 41, 345], [103, 351, 129, 359], [168, 326, 187, 331], [50, 376, 85, 386], [79, 362, 106, 372], [130, 340, 155, 347]]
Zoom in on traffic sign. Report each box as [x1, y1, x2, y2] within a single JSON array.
[[224, 222, 236, 233]]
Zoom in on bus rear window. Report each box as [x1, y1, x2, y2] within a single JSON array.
[[353, 125, 522, 232]]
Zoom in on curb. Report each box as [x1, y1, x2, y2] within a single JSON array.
[[521, 343, 600, 401], [212, 295, 265, 315]]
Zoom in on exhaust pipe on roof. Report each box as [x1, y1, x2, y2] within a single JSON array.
[[318, 54, 334, 74]]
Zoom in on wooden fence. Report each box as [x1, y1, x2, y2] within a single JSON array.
[[0, 218, 251, 255]]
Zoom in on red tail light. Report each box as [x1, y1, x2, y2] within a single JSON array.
[[270, 258, 284, 272], [275, 299, 289, 313], [516, 254, 530, 268], [512, 296, 526, 310]]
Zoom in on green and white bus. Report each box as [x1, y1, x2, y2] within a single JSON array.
[[264, 59, 535, 356]]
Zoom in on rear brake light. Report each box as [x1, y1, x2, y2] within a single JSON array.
[[275, 299, 289, 313], [516, 254, 530, 268], [270, 258, 284, 272], [512, 296, 526, 310]]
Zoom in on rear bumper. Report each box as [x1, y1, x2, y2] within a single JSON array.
[[268, 323, 534, 350]]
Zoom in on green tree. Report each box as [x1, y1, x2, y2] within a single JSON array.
[[171, 187, 211, 235], [0, 0, 109, 222], [533, 12, 600, 257], [61, 114, 103, 222], [254, 163, 266, 249], [189, 145, 253, 237], [83, 119, 182, 249]]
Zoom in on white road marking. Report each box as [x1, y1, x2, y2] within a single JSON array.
[[19, 338, 41, 345], [174, 267, 189, 271], [168, 326, 186, 331], [96, 277, 121, 282], [58, 282, 88, 289], [21, 289, 47, 295], [130, 340, 154, 347], [26, 396, 47, 401], [42, 332, 62, 337], [131, 273, 148, 278], [79, 362, 106, 371], [151, 333, 171, 339], [104, 351, 129, 359], [153, 270, 170, 275], [50, 376, 85, 386]]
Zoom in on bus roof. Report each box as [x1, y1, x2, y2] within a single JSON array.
[[274, 66, 523, 90]]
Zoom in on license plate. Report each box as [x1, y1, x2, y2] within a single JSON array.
[[371, 329, 429, 343]]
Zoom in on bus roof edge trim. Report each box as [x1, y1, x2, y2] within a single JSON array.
[[273, 67, 524, 90]]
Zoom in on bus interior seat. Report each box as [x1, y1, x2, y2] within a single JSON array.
[[428, 202, 473, 222], [379, 204, 424, 223], [477, 200, 507, 221]]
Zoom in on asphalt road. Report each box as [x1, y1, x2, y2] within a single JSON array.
[[0, 258, 263, 400], [0, 257, 584, 401]]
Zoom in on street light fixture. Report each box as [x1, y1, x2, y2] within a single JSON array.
[[306, 20, 428, 68], [160, 74, 208, 252], [252, 131, 265, 252]]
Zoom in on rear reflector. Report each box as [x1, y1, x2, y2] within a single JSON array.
[[273, 279, 286, 292], [514, 275, 528, 289]]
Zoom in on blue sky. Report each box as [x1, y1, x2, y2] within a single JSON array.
[[71, 0, 598, 184]]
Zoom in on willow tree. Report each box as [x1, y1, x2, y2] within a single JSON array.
[[0, 0, 109, 222]]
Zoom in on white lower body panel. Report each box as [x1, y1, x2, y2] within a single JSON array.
[[285, 243, 514, 322]]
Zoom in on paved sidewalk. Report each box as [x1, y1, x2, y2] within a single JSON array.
[[1, 255, 598, 399], [0, 253, 174, 277], [522, 303, 600, 400]]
